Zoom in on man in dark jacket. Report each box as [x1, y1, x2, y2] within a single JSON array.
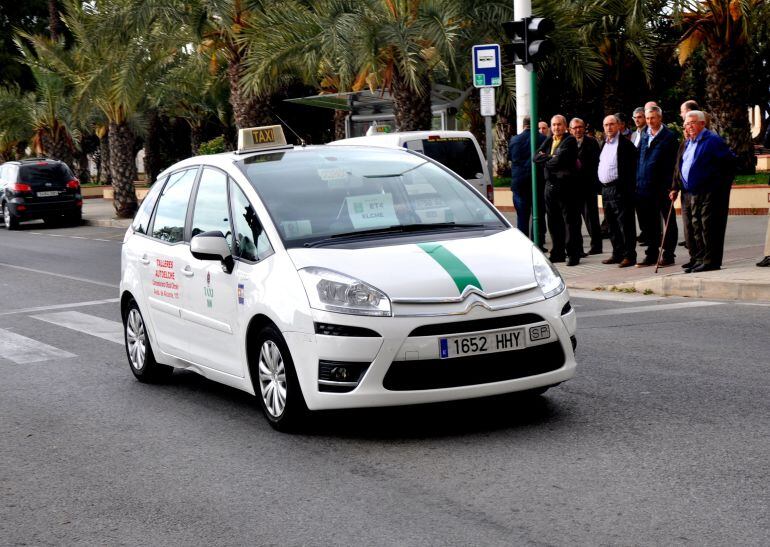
[[570, 117, 602, 255], [509, 116, 546, 244], [635, 106, 679, 267], [598, 114, 638, 267], [670, 110, 736, 272], [535, 115, 582, 266]]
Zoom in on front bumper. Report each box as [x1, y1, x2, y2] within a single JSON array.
[[286, 289, 577, 410]]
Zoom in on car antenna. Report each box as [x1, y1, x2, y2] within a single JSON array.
[[268, 106, 306, 147]]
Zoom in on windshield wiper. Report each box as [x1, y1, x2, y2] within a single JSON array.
[[303, 222, 490, 247]]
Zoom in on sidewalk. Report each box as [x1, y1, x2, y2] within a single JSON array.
[[84, 199, 770, 303]]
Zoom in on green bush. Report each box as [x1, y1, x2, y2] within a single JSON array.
[[198, 136, 227, 155]]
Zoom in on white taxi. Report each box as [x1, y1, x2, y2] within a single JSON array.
[[120, 126, 577, 431]]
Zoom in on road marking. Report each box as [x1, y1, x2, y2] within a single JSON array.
[[32, 311, 124, 345], [0, 298, 120, 317], [0, 328, 76, 364], [577, 301, 724, 318], [0, 262, 118, 288]]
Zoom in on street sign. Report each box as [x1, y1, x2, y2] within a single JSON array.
[[480, 87, 495, 116], [472, 44, 501, 88]]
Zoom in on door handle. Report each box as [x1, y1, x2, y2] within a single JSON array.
[[139, 254, 150, 265], [181, 266, 194, 277]]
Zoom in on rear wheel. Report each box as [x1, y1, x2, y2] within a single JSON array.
[[66, 211, 82, 226], [3, 203, 19, 230], [252, 325, 308, 432], [123, 299, 173, 382]]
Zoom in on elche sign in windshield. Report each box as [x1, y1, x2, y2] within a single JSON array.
[[472, 44, 501, 88]]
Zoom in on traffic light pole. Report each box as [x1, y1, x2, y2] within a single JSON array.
[[529, 69, 541, 249]]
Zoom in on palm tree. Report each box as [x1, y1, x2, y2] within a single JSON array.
[[675, 0, 765, 173], [19, 0, 185, 217], [192, 0, 272, 129], [0, 86, 34, 162]]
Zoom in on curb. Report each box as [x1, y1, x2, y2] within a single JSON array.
[[598, 275, 770, 302], [83, 218, 132, 229]]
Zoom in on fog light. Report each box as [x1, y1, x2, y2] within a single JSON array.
[[330, 366, 349, 381]]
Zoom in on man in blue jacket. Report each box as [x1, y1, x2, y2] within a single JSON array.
[[670, 111, 736, 272], [509, 116, 546, 246], [635, 106, 679, 267]]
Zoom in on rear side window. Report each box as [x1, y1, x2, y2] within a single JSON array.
[[18, 163, 74, 187], [410, 138, 483, 180], [150, 168, 198, 243], [132, 175, 167, 235]]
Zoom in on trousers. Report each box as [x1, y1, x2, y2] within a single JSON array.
[[601, 184, 637, 261]]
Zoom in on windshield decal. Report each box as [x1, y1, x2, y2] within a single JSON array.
[[417, 243, 482, 294]]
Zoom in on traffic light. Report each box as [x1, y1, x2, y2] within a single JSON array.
[[502, 17, 554, 68]]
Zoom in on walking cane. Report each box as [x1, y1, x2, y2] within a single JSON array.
[[655, 199, 676, 274]]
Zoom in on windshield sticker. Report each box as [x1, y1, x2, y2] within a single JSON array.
[[347, 193, 399, 230], [152, 258, 179, 299], [317, 167, 348, 181], [281, 220, 313, 239], [418, 243, 482, 294], [404, 183, 437, 195], [415, 208, 453, 223]]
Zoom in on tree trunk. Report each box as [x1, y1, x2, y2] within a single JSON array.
[[50, 127, 74, 171], [144, 109, 162, 184], [190, 124, 203, 156], [99, 132, 112, 185], [109, 121, 138, 218], [227, 58, 272, 129], [705, 44, 755, 174], [391, 70, 433, 132], [48, 0, 63, 41], [334, 110, 347, 140]]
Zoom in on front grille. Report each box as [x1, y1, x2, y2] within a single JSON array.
[[314, 322, 380, 337], [408, 313, 544, 337], [383, 341, 565, 391]]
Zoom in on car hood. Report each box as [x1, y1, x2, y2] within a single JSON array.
[[287, 229, 540, 301]]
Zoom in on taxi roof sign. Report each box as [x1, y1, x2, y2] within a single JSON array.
[[236, 125, 291, 154]]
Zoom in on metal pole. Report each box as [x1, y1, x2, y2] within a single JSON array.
[[485, 114, 494, 194], [529, 70, 541, 248], [514, 0, 532, 134]]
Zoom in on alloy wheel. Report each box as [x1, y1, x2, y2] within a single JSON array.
[[126, 308, 147, 371], [258, 340, 287, 418]]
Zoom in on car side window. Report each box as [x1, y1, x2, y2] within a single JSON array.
[[230, 182, 272, 262], [132, 175, 167, 235], [191, 168, 232, 249], [150, 168, 197, 243]]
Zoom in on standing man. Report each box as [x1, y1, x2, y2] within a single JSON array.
[[508, 116, 546, 244], [631, 107, 648, 148], [570, 117, 602, 255], [598, 114, 638, 267], [635, 106, 680, 267], [675, 100, 702, 253], [671, 110, 736, 272], [535, 115, 582, 266], [538, 121, 552, 139]]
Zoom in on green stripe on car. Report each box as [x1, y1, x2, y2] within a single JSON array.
[[418, 243, 483, 294]]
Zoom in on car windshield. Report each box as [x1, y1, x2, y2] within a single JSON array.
[[235, 147, 505, 248]]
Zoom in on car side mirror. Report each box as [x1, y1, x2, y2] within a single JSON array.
[[191, 231, 234, 273]]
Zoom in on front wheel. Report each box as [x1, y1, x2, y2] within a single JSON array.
[[3, 203, 19, 230], [252, 325, 308, 432], [123, 299, 173, 382]]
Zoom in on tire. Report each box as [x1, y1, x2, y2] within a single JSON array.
[[3, 203, 19, 230], [251, 325, 308, 432], [123, 299, 173, 383], [67, 211, 82, 227]]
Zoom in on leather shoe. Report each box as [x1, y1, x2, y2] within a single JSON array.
[[549, 255, 565, 263], [657, 258, 675, 268], [581, 252, 589, 258], [757, 256, 770, 267], [566, 257, 580, 266], [636, 258, 656, 267], [678, 241, 687, 247], [618, 258, 636, 268], [588, 248, 603, 255], [681, 261, 694, 269], [602, 257, 620, 264], [691, 263, 720, 272]]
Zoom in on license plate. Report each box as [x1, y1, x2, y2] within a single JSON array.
[[37, 190, 60, 197], [440, 328, 525, 359]]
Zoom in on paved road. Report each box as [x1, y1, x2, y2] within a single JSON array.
[[1, 223, 768, 545]]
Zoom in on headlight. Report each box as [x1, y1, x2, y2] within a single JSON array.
[[531, 247, 565, 299], [298, 267, 391, 317]]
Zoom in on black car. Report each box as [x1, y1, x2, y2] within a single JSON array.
[[0, 158, 82, 229]]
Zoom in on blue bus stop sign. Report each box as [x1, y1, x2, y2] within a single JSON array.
[[472, 44, 501, 88]]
